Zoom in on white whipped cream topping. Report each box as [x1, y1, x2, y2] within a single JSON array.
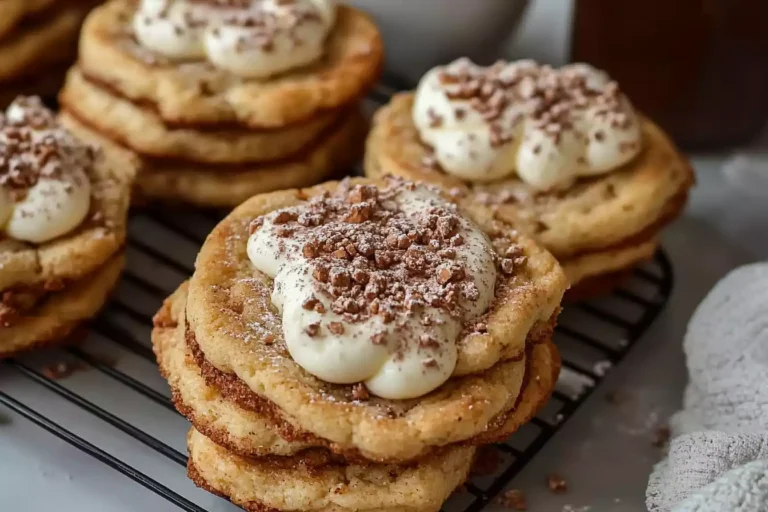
[[413, 59, 643, 190], [0, 97, 93, 244], [247, 184, 497, 400], [133, 0, 336, 78]]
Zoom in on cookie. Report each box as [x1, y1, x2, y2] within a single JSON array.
[[60, 108, 367, 208], [1, 254, 124, 357], [364, 62, 694, 291], [60, 67, 344, 164], [154, 281, 560, 461], [0, 3, 95, 82], [0, 120, 134, 292], [78, 1, 383, 129], [0, 97, 133, 356], [184, 178, 566, 461], [187, 427, 474, 512]]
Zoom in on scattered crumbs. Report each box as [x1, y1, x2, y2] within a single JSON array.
[[495, 489, 527, 510], [592, 360, 612, 377], [557, 367, 594, 400], [554, 412, 564, 424], [562, 505, 591, 512], [652, 425, 671, 448], [41, 361, 87, 380], [547, 473, 568, 494], [471, 445, 501, 475]]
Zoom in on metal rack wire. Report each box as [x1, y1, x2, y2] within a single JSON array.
[[0, 84, 673, 511]]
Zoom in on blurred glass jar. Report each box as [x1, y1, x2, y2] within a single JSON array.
[[572, 0, 768, 149]]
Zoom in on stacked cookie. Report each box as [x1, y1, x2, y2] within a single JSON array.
[[60, 0, 383, 208], [0, 1, 99, 105], [1, 97, 134, 357], [152, 178, 567, 511], [365, 59, 695, 299]]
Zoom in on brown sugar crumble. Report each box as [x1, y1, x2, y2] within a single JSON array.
[[41, 361, 87, 380], [496, 489, 527, 510], [351, 383, 369, 401], [546, 473, 568, 494], [245, 178, 520, 381], [135, 0, 326, 58], [0, 97, 95, 197], [433, 58, 635, 152], [250, 178, 504, 369], [652, 425, 671, 448]]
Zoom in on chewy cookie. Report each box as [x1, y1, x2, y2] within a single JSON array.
[[0, 97, 134, 357], [0, 1, 100, 104], [60, 0, 383, 206], [364, 59, 694, 298], [152, 178, 566, 511]]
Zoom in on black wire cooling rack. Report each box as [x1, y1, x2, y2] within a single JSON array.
[[0, 83, 673, 511]]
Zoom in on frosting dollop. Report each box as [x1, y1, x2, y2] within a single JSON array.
[[0, 97, 93, 244], [413, 59, 643, 190], [247, 180, 499, 400], [133, 0, 336, 78]]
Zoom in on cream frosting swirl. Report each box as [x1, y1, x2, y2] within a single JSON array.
[[133, 0, 336, 78], [247, 180, 499, 400], [0, 97, 93, 244], [413, 59, 643, 190]]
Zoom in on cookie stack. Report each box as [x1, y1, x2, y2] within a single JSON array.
[[1, 97, 134, 357], [60, 0, 383, 207], [365, 59, 695, 299], [152, 178, 567, 511], [0, 1, 99, 105]]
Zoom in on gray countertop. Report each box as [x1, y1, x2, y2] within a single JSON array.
[[1, 155, 766, 511]]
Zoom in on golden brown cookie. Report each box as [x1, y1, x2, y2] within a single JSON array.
[[185, 178, 566, 462], [187, 427, 474, 512], [364, 93, 694, 289], [60, 108, 367, 208], [0, 3, 96, 82], [153, 282, 318, 459], [60, 67, 345, 164], [78, 1, 383, 129], [0, 97, 133, 356], [0, 0, 57, 40], [0, 121, 134, 292], [0, 253, 124, 357]]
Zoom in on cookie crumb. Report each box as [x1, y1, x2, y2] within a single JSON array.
[[547, 473, 568, 494], [496, 489, 527, 510], [41, 361, 86, 380], [652, 425, 671, 448]]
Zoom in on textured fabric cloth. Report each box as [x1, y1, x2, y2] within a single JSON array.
[[646, 263, 768, 512]]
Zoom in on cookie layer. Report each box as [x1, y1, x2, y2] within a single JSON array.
[[78, 1, 383, 128], [188, 427, 474, 512], [60, 67, 345, 164], [0, 253, 125, 357], [154, 280, 559, 463], [60, 108, 367, 207]]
